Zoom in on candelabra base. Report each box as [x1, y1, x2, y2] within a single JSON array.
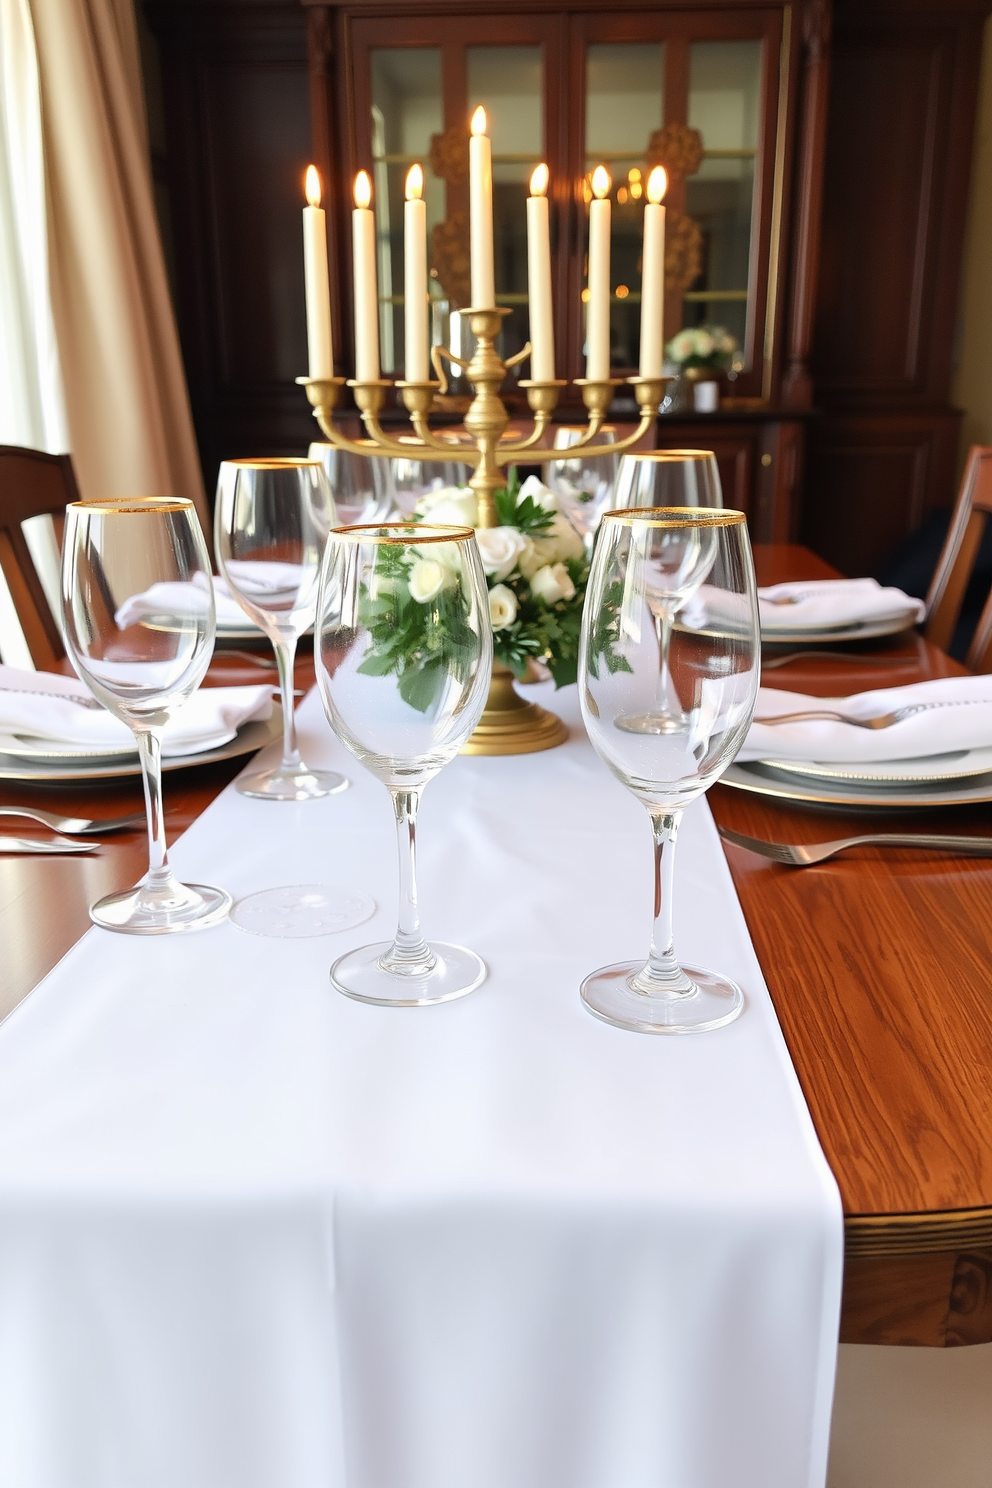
[[461, 665, 568, 756]]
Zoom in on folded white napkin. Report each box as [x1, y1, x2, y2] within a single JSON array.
[[739, 675, 992, 764], [0, 666, 273, 757], [114, 574, 256, 631], [758, 578, 924, 632]]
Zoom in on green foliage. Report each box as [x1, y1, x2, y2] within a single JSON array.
[[493, 484, 554, 535], [585, 576, 634, 680], [357, 544, 478, 713]]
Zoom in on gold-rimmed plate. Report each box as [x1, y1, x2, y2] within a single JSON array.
[[720, 758, 992, 810], [0, 712, 281, 783]]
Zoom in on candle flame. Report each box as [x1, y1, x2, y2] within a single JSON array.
[[470, 105, 487, 137], [530, 163, 549, 198], [406, 163, 424, 201], [305, 165, 322, 208], [591, 165, 611, 200], [354, 170, 372, 210], [647, 166, 668, 204]]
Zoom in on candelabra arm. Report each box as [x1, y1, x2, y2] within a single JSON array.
[[504, 342, 532, 370], [296, 376, 395, 458]]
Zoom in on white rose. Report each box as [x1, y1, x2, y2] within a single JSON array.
[[474, 525, 527, 581], [695, 330, 715, 358], [517, 473, 558, 511], [415, 485, 478, 527], [408, 558, 451, 603], [488, 583, 518, 630], [670, 330, 694, 362], [517, 535, 556, 579], [546, 511, 585, 563], [530, 562, 576, 606]]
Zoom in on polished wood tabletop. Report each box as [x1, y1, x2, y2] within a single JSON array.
[[2, 546, 990, 1348]]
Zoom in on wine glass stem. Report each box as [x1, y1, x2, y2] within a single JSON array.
[[135, 729, 174, 892], [381, 787, 436, 975], [629, 809, 695, 998], [274, 633, 301, 772], [654, 609, 679, 715]]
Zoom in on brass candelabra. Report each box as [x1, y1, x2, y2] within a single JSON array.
[[298, 306, 669, 754]]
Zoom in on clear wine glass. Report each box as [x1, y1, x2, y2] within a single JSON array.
[[613, 448, 723, 511], [316, 522, 493, 1005], [61, 497, 231, 934], [391, 442, 474, 517], [546, 425, 619, 552], [613, 450, 723, 729], [308, 442, 395, 525], [579, 507, 760, 1034], [214, 458, 348, 801]]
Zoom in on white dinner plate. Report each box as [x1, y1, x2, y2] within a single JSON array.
[[0, 728, 239, 765], [0, 712, 281, 783], [759, 612, 920, 645], [759, 746, 992, 786], [720, 758, 992, 810]]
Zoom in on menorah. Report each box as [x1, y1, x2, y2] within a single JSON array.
[[295, 114, 671, 752]]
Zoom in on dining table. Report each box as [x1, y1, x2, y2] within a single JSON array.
[[1, 541, 989, 1356]]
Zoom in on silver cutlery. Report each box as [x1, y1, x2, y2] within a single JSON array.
[[719, 825, 992, 866], [761, 650, 917, 671], [0, 835, 97, 855], [753, 702, 960, 730], [0, 807, 146, 835]]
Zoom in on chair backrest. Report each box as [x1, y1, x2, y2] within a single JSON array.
[[0, 445, 80, 669], [925, 446, 992, 670]]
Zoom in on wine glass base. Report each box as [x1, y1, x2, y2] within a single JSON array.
[[580, 961, 744, 1034], [231, 884, 375, 939], [90, 881, 232, 936], [331, 940, 487, 1006], [615, 711, 688, 736], [235, 765, 348, 801]]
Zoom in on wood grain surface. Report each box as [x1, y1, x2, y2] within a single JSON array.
[[3, 554, 992, 1345]]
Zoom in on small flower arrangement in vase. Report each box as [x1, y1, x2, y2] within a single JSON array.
[[414, 472, 588, 691], [665, 325, 739, 412]]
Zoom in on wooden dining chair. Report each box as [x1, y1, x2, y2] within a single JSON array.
[[925, 445, 992, 671], [0, 445, 81, 670]]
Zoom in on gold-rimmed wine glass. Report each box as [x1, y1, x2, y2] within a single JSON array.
[[60, 497, 231, 934], [214, 457, 348, 801], [578, 506, 760, 1033], [316, 522, 493, 1005]]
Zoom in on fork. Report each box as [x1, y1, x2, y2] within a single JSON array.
[[213, 649, 277, 669], [0, 835, 97, 855], [718, 825, 992, 866], [0, 806, 146, 835], [753, 702, 950, 730], [761, 650, 917, 671]]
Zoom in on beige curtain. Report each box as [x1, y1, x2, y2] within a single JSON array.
[[27, 0, 207, 522]]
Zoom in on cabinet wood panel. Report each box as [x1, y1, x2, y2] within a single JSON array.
[[802, 409, 961, 575]]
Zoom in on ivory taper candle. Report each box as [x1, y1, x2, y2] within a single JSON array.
[[302, 165, 333, 378], [526, 163, 555, 382], [586, 165, 612, 382], [352, 170, 380, 382], [469, 106, 495, 309], [404, 163, 429, 381], [639, 166, 668, 378]]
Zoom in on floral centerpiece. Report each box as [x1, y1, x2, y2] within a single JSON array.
[[417, 472, 588, 684], [665, 325, 739, 372], [355, 473, 589, 714]]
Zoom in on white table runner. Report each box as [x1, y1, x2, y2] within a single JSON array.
[[0, 686, 842, 1488]]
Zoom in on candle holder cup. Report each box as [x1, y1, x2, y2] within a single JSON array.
[[298, 326, 671, 755]]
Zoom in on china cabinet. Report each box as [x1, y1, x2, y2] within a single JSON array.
[[143, 0, 990, 556]]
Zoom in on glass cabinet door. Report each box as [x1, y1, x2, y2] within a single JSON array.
[[347, 11, 785, 398]]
